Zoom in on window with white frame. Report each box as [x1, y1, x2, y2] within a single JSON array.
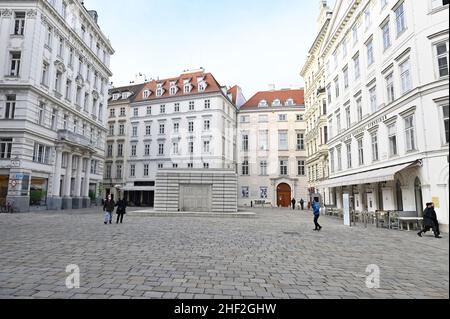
[[13, 12, 25, 36], [404, 114, 416, 151], [174, 103, 180, 112], [388, 123, 398, 156], [242, 133, 249, 151], [443, 104, 449, 144], [184, 84, 191, 94], [431, 0, 449, 10], [371, 133, 379, 162], [46, 26, 52, 47], [188, 121, 194, 133], [260, 187, 268, 199], [280, 160, 288, 176], [364, 7, 371, 29], [400, 58, 412, 93], [240, 115, 250, 123], [395, 2, 407, 36], [173, 142, 179, 155], [144, 164, 149, 176], [327, 84, 332, 104], [356, 97, 363, 121], [173, 122, 179, 134], [346, 143, 352, 169], [241, 160, 249, 175], [436, 42, 449, 78], [188, 141, 194, 154], [345, 106, 351, 129], [381, 19, 391, 50], [336, 112, 341, 134], [145, 144, 150, 156], [330, 149, 335, 173], [116, 165, 122, 179], [158, 163, 164, 169], [386, 73, 395, 103], [170, 86, 177, 96], [204, 99, 211, 109], [119, 124, 125, 135], [272, 99, 281, 107], [358, 139, 364, 166], [41, 61, 49, 85], [297, 160, 305, 176], [337, 147, 342, 171], [343, 66, 349, 89], [352, 23, 359, 44], [9, 52, 21, 77], [160, 105, 165, 114], [158, 143, 164, 156], [279, 131, 288, 151], [258, 100, 268, 108], [38, 102, 45, 125], [189, 101, 195, 111], [131, 145, 137, 157], [203, 163, 209, 169], [369, 86, 377, 113], [143, 90, 150, 99], [334, 77, 340, 98], [296, 132, 305, 151], [259, 114, 268, 123], [0, 138, 12, 159], [5, 95, 16, 120], [366, 38, 374, 66], [107, 144, 113, 157], [132, 126, 138, 137], [117, 144, 123, 157], [260, 160, 268, 176], [203, 119, 210, 131], [33, 143, 51, 164], [278, 114, 287, 122], [159, 123, 165, 135], [203, 140, 210, 153]]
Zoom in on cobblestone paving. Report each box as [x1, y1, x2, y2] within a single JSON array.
[[0, 207, 448, 299]]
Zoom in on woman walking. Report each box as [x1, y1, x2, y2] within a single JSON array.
[[116, 198, 127, 224]]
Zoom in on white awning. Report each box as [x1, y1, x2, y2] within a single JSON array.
[[322, 161, 420, 188]]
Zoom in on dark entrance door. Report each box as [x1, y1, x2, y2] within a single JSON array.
[[277, 183, 291, 208]]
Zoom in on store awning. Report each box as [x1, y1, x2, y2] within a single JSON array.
[[120, 187, 155, 192], [321, 160, 421, 188]]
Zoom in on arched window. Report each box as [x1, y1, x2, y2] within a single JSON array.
[[396, 180, 403, 211], [272, 99, 281, 107], [285, 98, 295, 106], [258, 100, 268, 108]]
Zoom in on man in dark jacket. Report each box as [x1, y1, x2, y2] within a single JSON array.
[[418, 202, 441, 238], [116, 198, 127, 224], [291, 198, 297, 210], [300, 199, 305, 210], [103, 194, 115, 225]]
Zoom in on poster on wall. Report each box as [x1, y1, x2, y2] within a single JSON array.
[[343, 193, 350, 226]]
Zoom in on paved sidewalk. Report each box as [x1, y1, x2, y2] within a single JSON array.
[[0, 207, 448, 299]]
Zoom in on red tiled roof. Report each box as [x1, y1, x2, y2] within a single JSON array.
[[133, 71, 223, 102], [227, 85, 239, 105], [241, 89, 305, 109]]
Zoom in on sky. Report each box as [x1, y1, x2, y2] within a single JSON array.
[[85, 0, 335, 99]]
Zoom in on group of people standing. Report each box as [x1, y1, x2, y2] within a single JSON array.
[[102, 194, 127, 225]]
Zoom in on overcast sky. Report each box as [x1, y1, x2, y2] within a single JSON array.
[[85, 0, 335, 98]]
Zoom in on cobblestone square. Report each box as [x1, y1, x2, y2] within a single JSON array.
[[0, 208, 448, 299]]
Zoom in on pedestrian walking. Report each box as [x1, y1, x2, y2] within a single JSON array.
[[116, 198, 127, 224], [291, 198, 297, 210], [312, 200, 322, 231], [300, 198, 305, 210], [103, 194, 115, 225], [418, 202, 442, 238]]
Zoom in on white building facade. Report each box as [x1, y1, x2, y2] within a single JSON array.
[[300, 1, 333, 205], [0, 0, 114, 211], [237, 89, 309, 208], [321, 0, 449, 231], [107, 70, 238, 207]]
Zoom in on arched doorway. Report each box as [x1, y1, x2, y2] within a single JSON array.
[[415, 177, 423, 217], [277, 183, 291, 208]]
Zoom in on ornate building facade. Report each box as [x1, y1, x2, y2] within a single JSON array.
[[0, 0, 114, 211]]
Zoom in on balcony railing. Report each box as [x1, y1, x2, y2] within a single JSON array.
[[58, 130, 95, 149]]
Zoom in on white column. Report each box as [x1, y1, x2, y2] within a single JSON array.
[[74, 156, 83, 197], [53, 147, 63, 197], [63, 153, 73, 197], [83, 158, 91, 197]]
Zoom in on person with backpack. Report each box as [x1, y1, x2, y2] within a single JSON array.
[[312, 200, 322, 231]]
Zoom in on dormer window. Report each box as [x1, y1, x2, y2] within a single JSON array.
[[121, 92, 130, 100], [285, 98, 295, 106], [272, 99, 281, 107], [143, 90, 150, 99], [184, 84, 192, 94], [112, 93, 120, 100], [170, 86, 177, 96], [198, 81, 207, 92], [259, 100, 268, 108]]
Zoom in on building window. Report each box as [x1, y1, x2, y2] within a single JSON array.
[[345, 106, 351, 129], [144, 144, 150, 156], [242, 160, 249, 176], [146, 106, 152, 115], [119, 124, 125, 136], [336, 112, 341, 134], [130, 165, 136, 177], [203, 140, 210, 153], [188, 141, 194, 154], [144, 125, 151, 136], [381, 20, 391, 50], [385, 73, 395, 103], [58, 36, 64, 57], [334, 77, 340, 98], [187, 163, 194, 168], [203, 120, 210, 131], [174, 103, 180, 112], [203, 163, 210, 169], [120, 107, 126, 116], [105, 164, 112, 179], [188, 101, 195, 111], [131, 145, 137, 157], [159, 123, 165, 135], [432, 0, 450, 10], [395, 2, 407, 36], [172, 142, 179, 155], [51, 108, 57, 130], [388, 124, 398, 157], [279, 131, 288, 151], [116, 165, 122, 179], [9, 52, 21, 77], [0, 139, 12, 159], [356, 97, 363, 121], [41, 62, 49, 85], [117, 144, 123, 157], [366, 39, 374, 66], [13, 12, 26, 35], [440, 104, 450, 144], [260, 187, 268, 199], [296, 133, 305, 151], [400, 58, 412, 93], [364, 7, 371, 29], [133, 108, 138, 117], [346, 143, 352, 169], [280, 160, 288, 176], [330, 149, 335, 173], [327, 84, 332, 104], [369, 86, 377, 113], [343, 66, 349, 89], [143, 90, 150, 99], [5, 95, 16, 119], [205, 100, 211, 109], [260, 161, 268, 176], [158, 144, 164, 156], [278, 114, 287, 122], [160, 105, 165, 114], [297, 160, 305, 176], [108, 124, 114, 136], [38, 102, 45, 125], [241, 187, 249, 198], [436, 42, 449, 78], [46, 26, 52, 47], [242, 134, 249, 151], [144, 164, 149, 177], [55, 71, 62, 93], [107, 144, 113, 157], [337, 147, 342, 171], [371, 134, 379, 162], [352, 24, 359, 44], [240, 115, 250, 123], [132, 126, 138, 137], [65, 80, 72, 101], [258, 100, 268, 108], [33, 143, 51, 164], [358, 139, 364, 166], [188, 121, 194, 133], [158, 163, 164, 169], [404, 115, 416, 151]]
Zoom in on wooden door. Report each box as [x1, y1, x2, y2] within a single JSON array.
[[277, 183, 291, 208]]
